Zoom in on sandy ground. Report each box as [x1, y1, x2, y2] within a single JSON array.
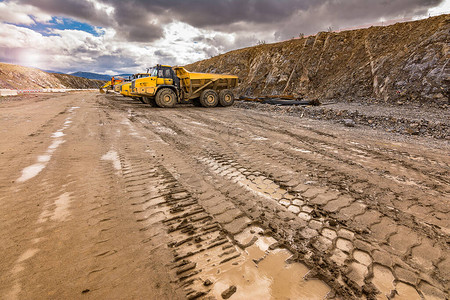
[[0, 92, 448, 299]]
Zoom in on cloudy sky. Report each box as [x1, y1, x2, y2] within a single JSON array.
[[0, 0, 448, 75]]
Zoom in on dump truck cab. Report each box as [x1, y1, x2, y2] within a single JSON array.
[[131, 65, 179, 98], [120, 73, 150, 97]]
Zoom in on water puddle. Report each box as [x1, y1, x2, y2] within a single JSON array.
[[68, 106, 80, 112], [394, 282, 421, 299], [205, 232, 330, 300], [291, 147, 312, 153], [16, 163, 46, 183], [251, 135, 268, 141], [101, 150, 121, 170], [190, 121, 206, 127], [372, 265, 395, 298], [122, 118, 147, 139], [48, 139, 65, 151], [353, 250, 372, 266], [16, 248, 40, 263], [156, 126, 177, 135], [17, 105, 76, 183], [51, 192, 71, 221], [37, 155, 51, 163], [51, 131, 65, 138]]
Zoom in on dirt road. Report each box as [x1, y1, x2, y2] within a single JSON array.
[[0, 92, 448, 299]]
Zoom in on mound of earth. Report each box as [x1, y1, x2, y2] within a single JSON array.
[[0, 62, 105, 90]]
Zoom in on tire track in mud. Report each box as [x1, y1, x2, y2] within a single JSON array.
[[118, 151, 332, 299], [117, 111, 361, 298], [186, 108, 450, 193], [106, 95, 449, 299], [176, 106, 450, 192], [192, 136, 450, 298], [195, 153, 448, 299], [133, 105, 449, 238], [109, 105, 334, 299], [177, 108, 449, 233]]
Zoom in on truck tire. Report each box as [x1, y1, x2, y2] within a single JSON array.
[[138, 97, 145, 104], [142, 97, 157, 107], [200, 89, 219, 107], [155, 88, 177, 108], [219, 89, 234, 107]]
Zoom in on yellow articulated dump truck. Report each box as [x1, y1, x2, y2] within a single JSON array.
[[130, 64, 238, 108], [120, 73, 150, 101]]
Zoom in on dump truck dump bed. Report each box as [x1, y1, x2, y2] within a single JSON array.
[[174, 67, 238, 99]]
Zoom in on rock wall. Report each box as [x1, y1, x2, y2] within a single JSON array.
[[187, 14, 449, 106], [0, 62, 105, 90]]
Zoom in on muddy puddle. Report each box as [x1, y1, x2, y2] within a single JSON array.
[[201, 226, 330, 299]]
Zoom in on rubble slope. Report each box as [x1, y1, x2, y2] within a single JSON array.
[[187, 14, 449, 106], [0, 62, 105, 90]]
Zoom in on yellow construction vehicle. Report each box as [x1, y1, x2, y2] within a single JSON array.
[[130, 65, 238, 107], [99, 80, 112, 93], [99, 76, 125, 93], [120, 73, 150, 100], [113, 77, 126, 92]]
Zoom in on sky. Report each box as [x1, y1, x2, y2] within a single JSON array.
[[0, 0, 448, 75]]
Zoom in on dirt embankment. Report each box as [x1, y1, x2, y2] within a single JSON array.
[[187, 14, 449, 107], [0, 62, 105, 90]]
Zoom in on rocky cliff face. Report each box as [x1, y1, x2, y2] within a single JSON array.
[[0, 63, 105, 90], [187, 15, 449, 106]]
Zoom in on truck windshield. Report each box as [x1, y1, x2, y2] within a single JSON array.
[[149, 68, 157, 77]]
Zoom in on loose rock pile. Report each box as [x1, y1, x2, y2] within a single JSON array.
[[234, 101, 450, 139]]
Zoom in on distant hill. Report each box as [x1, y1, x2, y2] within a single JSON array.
[[70, 72, 111, 81], [42, 69, 65, 74], [117, 74, 133, 78], [0, 62, 106, 89]]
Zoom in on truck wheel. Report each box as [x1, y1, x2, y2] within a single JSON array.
[[155, 88, 177, 108], [142, 97, 157, 107], [219, 90, 234, 107], [200, 89, 219, 107], [139, 97, 145, 104]]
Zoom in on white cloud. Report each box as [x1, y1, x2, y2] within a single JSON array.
[[0, 1, 52, 25], [85, 0, 115, 16], [0, 20, 236, 74], [428, 0, 450, 15]]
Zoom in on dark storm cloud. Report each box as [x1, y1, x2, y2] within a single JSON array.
[[17, 0, 112, 27], [139, 0, 317, 27], [273, 0, 444, 40], [101, 0, 443, 31], [16, 0, 164, 42], [14, 0, 445, 46]]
